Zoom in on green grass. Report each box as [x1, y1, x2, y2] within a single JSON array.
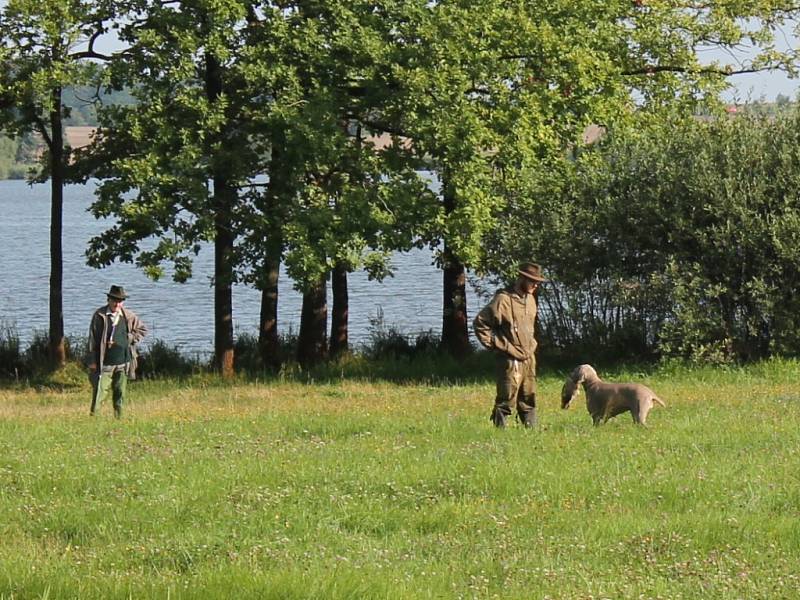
[[1, 359, 800, 599]]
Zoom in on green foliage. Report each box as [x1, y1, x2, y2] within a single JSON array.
[[0, 136, 16, 179], [0, 0, 119, 158], [363, 307, 442, 361], [0, 322, 23, 379], [0, 324, 87, 384], [0, 134, 35, 179], [7, 0, 800, 366], [381, 0, 800, 275], [653, 110, 800, 362], [492, 106, 800, 363], [137, 339, 204, 379], [232, 330, 299, 373]]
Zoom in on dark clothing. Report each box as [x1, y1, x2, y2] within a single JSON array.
[[104, 315, 130, 365], [87, 304, 146, 417], [87, 305, 147, 378], [473, 286, 539, 426]]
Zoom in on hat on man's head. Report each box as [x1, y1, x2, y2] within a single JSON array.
[[107, 285, 128, 300], [518, 262, 547, 282]]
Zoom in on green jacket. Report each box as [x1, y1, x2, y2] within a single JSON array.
[[87, 305, 147, 379], [473, 287, 538, 361]]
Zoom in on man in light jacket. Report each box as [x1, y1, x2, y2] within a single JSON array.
[[87, 285, 147, 417], [473, 263, 546, 428]]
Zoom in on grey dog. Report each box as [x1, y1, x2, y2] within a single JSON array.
[[561, 364, 665, 426]]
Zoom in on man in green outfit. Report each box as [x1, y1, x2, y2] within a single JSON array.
[[87, 285, 148, 418], [473, 263, 547, 428]]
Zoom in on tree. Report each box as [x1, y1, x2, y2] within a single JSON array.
[[74, 0, 800, 370], [78, 0, 271, 378], [79, 0, 432, 372], [377, 0, 800, 356], [0, 0, 120, 367], [234, 1, 433, 367], [483, 104, 800, 363]]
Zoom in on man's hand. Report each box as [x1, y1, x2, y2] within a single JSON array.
[[493, 337, 529, 361], [88, 363, 97, 372], [504, 345, 529, 362]]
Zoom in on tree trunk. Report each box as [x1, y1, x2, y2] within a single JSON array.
[[213, 178, 236, 378], [441, 242, 471, 357], [297, 273, 328, 368], [440, 178, 471, 357], [206, 52, 235, 378], [48, 85, 66, 368], [258, 256, 280, 369], [330, 263, 349, 356], [258, 132, 287, 369]]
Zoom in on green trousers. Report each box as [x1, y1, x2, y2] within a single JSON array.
[[90, 364, 128, 418], [492, 354, 537, 426]]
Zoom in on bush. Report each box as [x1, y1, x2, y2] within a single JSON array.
[[364, 308, 442, 360], [233, 331, 261, 373], [137, 339, 202, 378], [0, 322, 23, 379], [488, 105, 800, 364], [232, 329, 300, 373], [23, 329, 51, 366]]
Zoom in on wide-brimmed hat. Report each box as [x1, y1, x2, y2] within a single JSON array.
[[107, 285, 128, 300], [518, 262, 547, 282]]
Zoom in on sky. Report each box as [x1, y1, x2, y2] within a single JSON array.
[[700, 19, 799, 102], [715, 62, 798, 103]]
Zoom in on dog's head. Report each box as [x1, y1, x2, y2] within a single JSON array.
[[560, 364, 597, 409], [560, 377, 580, 409]]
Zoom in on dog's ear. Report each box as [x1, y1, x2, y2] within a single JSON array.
[[561, 378, 579, 408]]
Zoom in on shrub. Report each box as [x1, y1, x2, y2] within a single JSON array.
[[233, 331, 261, 373], [364, 307, 442, 360], [0, 322, 23, 379], [137, 339, 202, 378], [488, 105, 800, 364], [23, 329, 51, 366]]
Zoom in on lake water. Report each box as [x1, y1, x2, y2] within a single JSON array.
[[0, 179, 487, 354]]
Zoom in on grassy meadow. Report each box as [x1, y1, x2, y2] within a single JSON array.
[[1, 359, 799, 599]]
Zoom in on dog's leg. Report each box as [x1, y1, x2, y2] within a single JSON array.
[[640, 398, 657, 426], [632, 410, 648, 426]]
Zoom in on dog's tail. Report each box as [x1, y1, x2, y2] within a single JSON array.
[[653, 395, 666, 407]]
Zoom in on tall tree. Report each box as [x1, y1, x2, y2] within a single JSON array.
[[235, 1, 433, 367], [78, 0, 270, 378], [79, 0, 431, 371], [381, 0, 800, 356], [0, 0, 119, 367]]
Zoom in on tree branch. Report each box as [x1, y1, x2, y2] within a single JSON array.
[[70, 49, 115, 60], [32, 114, 53, 149], [70, 24, 116, 61], [621, 64, 770, 77], [348, 115, 409, 138]]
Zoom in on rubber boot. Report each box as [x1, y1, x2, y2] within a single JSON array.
[[519, 406, 538, 429], [489, 407, 507, 428]]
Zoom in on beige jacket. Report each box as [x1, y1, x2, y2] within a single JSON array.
[[473, 287, 538, 361], [87, 305, 148, 379]]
